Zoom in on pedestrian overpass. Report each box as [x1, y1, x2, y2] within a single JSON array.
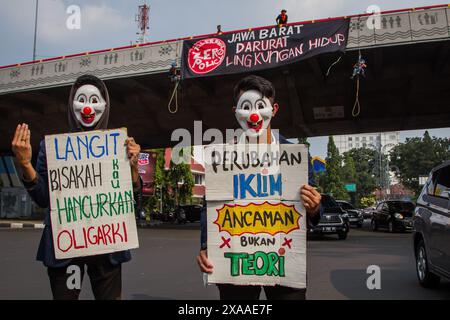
[[0, 4, 449, 155]]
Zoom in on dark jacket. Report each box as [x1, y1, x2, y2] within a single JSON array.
[[23, 75, 142, 268], [276, 14, 288, 25], [200, 135, 323, 249]]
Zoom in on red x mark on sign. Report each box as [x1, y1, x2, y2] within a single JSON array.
[[220, 237, 231, 249], [282, 238, 292, 249]]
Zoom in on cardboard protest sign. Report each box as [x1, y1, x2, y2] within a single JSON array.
[[45, 128, 139, 259], [204, 143, 308, 288]]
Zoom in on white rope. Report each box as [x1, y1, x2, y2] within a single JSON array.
[[168, 80, 180, 114], [352, 76, 361, 117], [326, 55, 342, 77]]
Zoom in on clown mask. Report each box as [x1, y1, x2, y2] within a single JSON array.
[[235, 90, 274, 138], [72, 84, 106, 127]]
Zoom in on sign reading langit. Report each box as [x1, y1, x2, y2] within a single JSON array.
[[182, 19, 349, 79], [45, 128, 139, 259]]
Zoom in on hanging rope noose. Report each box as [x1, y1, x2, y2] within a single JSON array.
[[168, 42, 181, 114], [168, 80, 180, 114], [352, 76, 361, 117], [352, 49, 363, 117]]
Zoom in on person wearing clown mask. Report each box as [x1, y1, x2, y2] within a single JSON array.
[[11, 74, 142, 300], [197, 75, 322, 300]]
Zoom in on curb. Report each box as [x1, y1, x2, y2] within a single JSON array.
[[0, 222, 45, 229]]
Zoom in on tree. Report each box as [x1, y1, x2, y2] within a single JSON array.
[[341, 153, 357, 184], [389, 131, 450, 196], [297, 136, 310, 147], [343, 147, 378, 206], [360, 195, 376, 208], [321, 136, 349, 200], [148, 148, 194, 213], [340, 153, 357, 204], [168, 159, 194, 206]]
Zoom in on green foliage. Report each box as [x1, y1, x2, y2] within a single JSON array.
[[360, 195, 376, 207], [321, 136, 349, 200], [147, 147, 194, 212], [142, 195, 158, 218], [341, 153, 357, 184], [168, 158, 194, 206], [389, 131, 450, 196], [297, 137, 310, 147], [343, 147, 378, 206]]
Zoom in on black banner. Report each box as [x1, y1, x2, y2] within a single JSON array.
[[182, 19, 349, 79]]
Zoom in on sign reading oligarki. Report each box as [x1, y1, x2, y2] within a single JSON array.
[[45, 128, 139, 259]]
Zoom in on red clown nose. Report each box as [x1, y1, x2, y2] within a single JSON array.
[[249, 113, 259, 122], [83, 106, 92, 115]]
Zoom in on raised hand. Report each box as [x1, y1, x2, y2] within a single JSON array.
[[12, 124, 32, 166], [11, 123, 36, 181]]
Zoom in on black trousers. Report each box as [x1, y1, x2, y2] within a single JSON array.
[[47, 255, 122, 300], [217, 284, 306, 300]]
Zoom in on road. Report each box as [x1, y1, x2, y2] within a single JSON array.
[[0, 221, 449, 300]]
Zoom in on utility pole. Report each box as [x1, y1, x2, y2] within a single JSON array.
[[33, 0, 39, 61]]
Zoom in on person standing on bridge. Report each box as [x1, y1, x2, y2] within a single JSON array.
[[10, 74, 142, 300], [196, 75, 323, 300], [276, 9, 288, 26]]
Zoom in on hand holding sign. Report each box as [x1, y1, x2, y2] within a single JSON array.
[[125, 137, 141, 184], [300, 184, 321, 216], [197, 249, 214, 274]]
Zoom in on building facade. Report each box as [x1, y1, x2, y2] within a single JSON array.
[[334, 132, 400, 155]]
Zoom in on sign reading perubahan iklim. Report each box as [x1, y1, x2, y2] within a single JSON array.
[[204, 144, 308, 288]]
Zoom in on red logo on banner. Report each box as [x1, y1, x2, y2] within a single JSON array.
[[188, 38, 226, 74]]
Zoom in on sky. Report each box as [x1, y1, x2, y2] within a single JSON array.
[[1, 0, 448, 159], [0, 0, 446, 66]]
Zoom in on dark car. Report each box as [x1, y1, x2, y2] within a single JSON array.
[[361, 206, 376, 219], [178, 204, 203, 222], [371, 200, 415, 233], [413, 161, 450, 288], [336, 200, 364, 228], [308, 194, 350, 240]]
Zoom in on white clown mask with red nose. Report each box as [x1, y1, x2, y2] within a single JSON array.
[[235, 90, 274, 138], [72, 84, 106, 128]]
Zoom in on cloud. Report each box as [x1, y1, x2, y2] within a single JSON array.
[[37, 1, 131, 51], [0, 0, 134, 64], [0, 0, 442, 66]]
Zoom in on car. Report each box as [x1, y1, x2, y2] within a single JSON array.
[[361, 206, 376, 219], [308, 194, 350, 240], [371, 200, 415, 233], [413, 160, 450, 288], [178, 204, 203, 222], [336, 200, 364, 228]]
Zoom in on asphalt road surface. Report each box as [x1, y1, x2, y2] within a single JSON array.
[[1, 221, 449, 300]]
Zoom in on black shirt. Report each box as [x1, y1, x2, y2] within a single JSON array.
[[276, 14, 288, 25]]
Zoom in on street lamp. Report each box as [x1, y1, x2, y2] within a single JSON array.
[[368, 139, 395, 200], [33, 0, 39, 61]]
